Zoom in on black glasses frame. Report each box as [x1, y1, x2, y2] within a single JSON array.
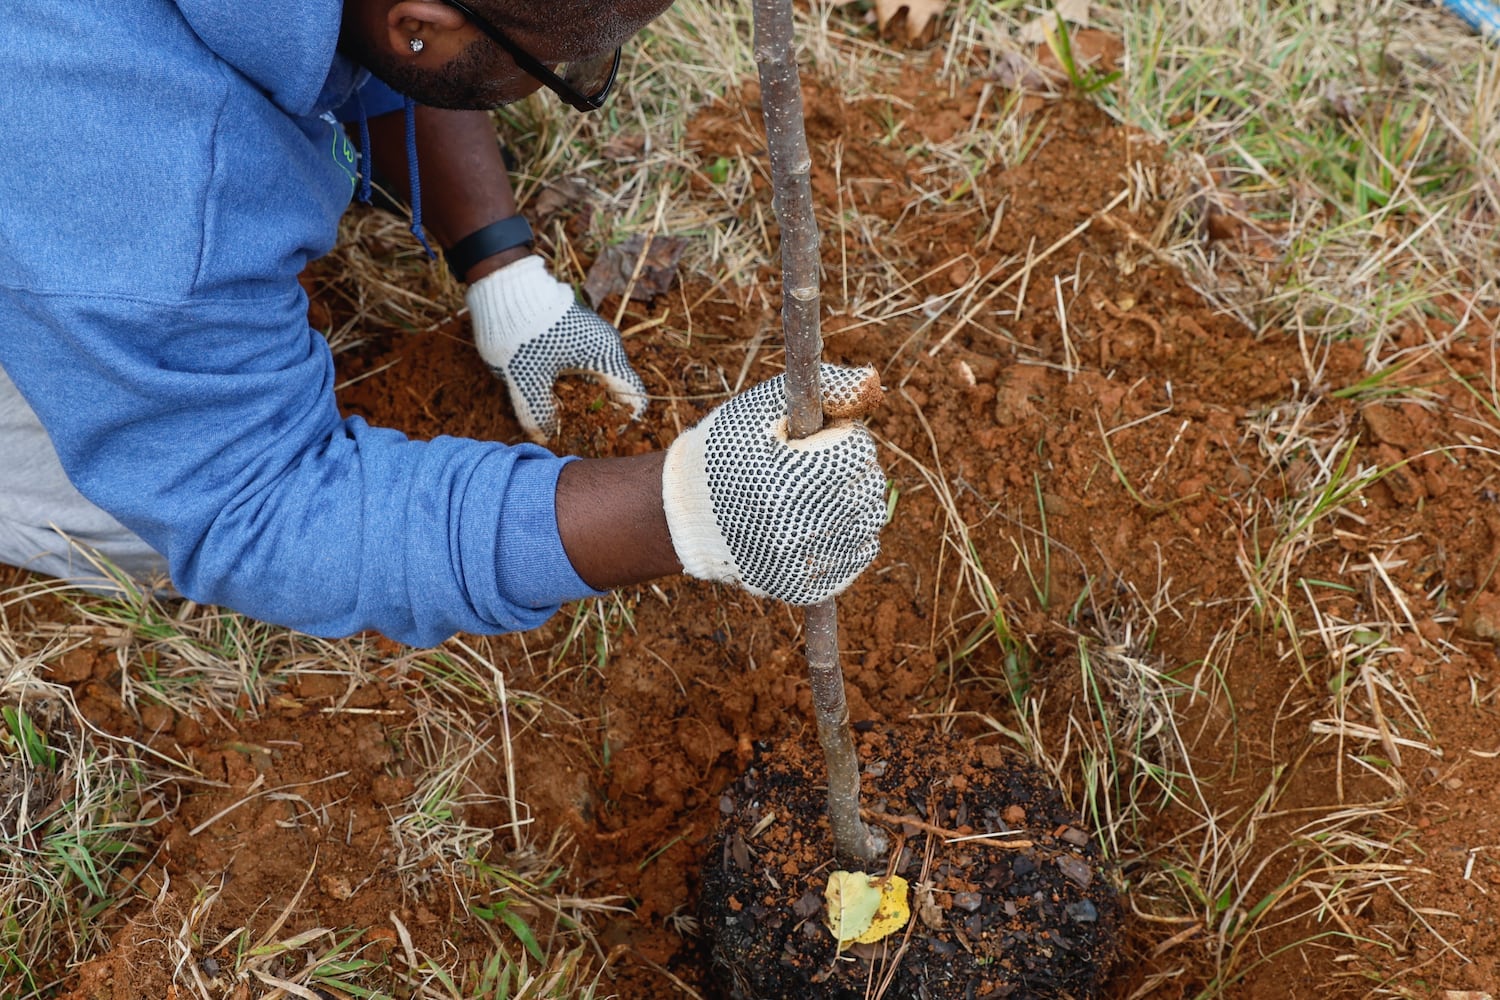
[[437, 0, 622, 112]]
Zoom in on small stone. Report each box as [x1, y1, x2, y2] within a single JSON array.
[[792, 890, 822, 920], [1056, 855, 1094, 888], [1066, 900, 1099, 923], [319, 873, 353, 900], [953, 891, 983, 912]]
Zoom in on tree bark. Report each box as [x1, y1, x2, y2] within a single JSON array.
[[751, 0, 885, 864]]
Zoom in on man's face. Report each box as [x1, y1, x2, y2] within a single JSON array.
[[341, 0, 673, 111]]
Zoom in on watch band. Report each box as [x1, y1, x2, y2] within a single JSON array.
[[445, 216, 535, 279]]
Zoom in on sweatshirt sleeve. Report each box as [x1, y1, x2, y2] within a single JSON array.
[[0, 284, 605, 647]]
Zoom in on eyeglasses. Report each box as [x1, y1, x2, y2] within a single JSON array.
[[438, 0, 622, 112]]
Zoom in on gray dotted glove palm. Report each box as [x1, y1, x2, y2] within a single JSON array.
[[663, 364, 886, 605], [467, 255, 648, 442]]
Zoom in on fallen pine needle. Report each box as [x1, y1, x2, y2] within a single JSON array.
[[862, 809, 1035, 849]]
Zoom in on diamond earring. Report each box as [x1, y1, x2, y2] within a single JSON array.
[[409, 37, 425, 53]]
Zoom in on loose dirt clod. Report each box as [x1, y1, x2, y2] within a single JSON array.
[[700, 727, 1121, 999]]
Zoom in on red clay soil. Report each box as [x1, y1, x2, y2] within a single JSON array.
[[26, 66, 1500, 1000]]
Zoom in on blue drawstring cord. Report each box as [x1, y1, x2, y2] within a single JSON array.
[[356, 99, 373, 205], [404, 97, 436, 260], [349, 93, 435, 260]]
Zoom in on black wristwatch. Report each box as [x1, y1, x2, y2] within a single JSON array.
[[445, 216, 534, 279]]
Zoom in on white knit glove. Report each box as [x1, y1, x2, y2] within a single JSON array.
[[466, 255, 648, 441], [663, 364, 886, 605]]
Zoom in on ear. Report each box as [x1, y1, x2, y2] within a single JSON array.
[[386, 1, 471, 57]]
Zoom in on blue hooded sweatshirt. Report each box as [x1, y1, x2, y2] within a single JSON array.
[[0, 0, 603, 646]]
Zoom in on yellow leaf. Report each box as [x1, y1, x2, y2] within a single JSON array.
[[853, 874, 910, 945], [824, 870, 882, 947], [825, 871, 912, 950]]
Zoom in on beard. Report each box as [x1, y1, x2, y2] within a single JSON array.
[[340, 32, 519, 111]]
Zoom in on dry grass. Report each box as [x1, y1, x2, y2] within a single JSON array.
[[0, 610, 167, 996], [0, 569, 624, 999]]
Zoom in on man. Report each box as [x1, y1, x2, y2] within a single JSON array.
[[0, 0, 886, 647]]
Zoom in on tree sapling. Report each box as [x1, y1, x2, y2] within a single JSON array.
[[750, 0, 886, 865]]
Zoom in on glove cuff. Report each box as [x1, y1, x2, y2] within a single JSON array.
[[662, 415, 747, 589], [466, 256, 576, 358]]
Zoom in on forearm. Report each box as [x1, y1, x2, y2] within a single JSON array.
[[1, 290, 597, 646], [365, 106, 528, 282], [556, 453, 682, 590]]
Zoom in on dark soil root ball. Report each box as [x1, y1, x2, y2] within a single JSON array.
[[699, 726, 1122, 1000]]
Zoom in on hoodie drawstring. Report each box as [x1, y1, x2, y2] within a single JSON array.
[[404, 97, 436, 260], [349, 94, 434, 260], [355, 100, 374, 206]]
